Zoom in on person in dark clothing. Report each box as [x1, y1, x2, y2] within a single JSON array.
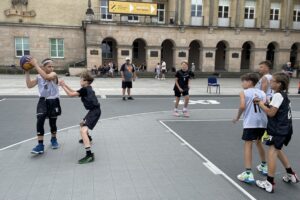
[[254, 72, 299, 193], [60, 71, 101, 164], [173, 61, 191, 117], [120, 57, 136, 100]]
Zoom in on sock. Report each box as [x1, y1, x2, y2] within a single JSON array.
[[246, 168, 251, 174], [85, 147, 92, 156], [174, 108, 178, 112], [183, 107, 187, 111], [286, 167, 294, 174], [267, 175, 274, 184], [38, 140, 43, 145]]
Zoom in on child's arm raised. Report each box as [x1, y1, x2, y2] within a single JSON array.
[[28, 57, 57, 81], [256, 99, 278, 117], [59, 80, 79, 97], [233, 91, 245, 123], [25, 71, 37, 88]]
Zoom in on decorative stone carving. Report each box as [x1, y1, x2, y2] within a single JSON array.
[[5, 0, 36, 17]]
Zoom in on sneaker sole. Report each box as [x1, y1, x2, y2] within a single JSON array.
[[78, 158, 94, 164], [31, 151, 44, 154]]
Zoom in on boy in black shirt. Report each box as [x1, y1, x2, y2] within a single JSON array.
[[60, 71, 101, 164], [173, 61, 190, 117]]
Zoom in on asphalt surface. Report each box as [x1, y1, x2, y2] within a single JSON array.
[[0, 96, 299, 200]]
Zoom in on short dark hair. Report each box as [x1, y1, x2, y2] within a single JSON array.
[[240, 73, 260, 86], [259, 60, 272, 68], [272, 72, 290, 93], [80, 71, 94, 84]]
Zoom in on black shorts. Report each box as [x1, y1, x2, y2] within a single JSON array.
[[122, 81, 132, 89], [37, 98, 61, 118], [82, 107, 101, 130], [162, 69, 166, 74], [242, 128, 265, 141], [265, 134, 292, 150], [174, 88, 189, 97]]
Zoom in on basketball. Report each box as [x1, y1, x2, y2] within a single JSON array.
[[20, 55, 34, 71]]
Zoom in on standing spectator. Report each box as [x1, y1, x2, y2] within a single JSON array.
[[155, 62, 161, 79], [190, 62, 196, 79], [120, 57, 136, 100], [256, 60, 273, 102], [108, 61, 114, 77], [282, 62, 293, 78], [161, 61, 167, 80]]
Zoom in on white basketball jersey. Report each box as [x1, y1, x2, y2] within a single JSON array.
[[256, 74, 273, 100], [37, 75, 59, 99], [243, 88, 267, 128]]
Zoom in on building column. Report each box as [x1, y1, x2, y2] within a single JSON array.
[[202, 47, 216, 72], [86, 45, 101, 70], [174, 47, 189, 70], [263, 0, 270, 28], [145, 46, 161, 72], [116, 45, 132, 70], [252, 48, 267, 71], [227, 48, 243, 72], [277, 48, 291, 71], [209, 0, 215, 26]]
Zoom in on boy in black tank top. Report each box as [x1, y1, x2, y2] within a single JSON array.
[[60, 71, 101, 164], [254, 72, 299, 193]]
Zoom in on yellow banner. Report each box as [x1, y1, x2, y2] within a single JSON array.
[[109, 1, 157, 16]]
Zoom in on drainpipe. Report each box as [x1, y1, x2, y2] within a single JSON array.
[[261, 0, 265, 28]]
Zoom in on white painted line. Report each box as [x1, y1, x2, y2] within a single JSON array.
[[100, 94, 107, 99], [0, 98, 6, 102], [0, 125, 79, 151], [159, 120, 257, 200], [203, 162, 222, 175]]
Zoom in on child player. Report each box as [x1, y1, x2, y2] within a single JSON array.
[[26, 57, 61, 154], [233, 73, 268, 183], [60, 71, 101, 164], [255, 72, 299, 193], [173, 60, 191, 117]]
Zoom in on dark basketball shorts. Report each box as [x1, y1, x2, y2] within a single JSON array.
[[242, 128, 266, 141], [81, 107, 101, 130], [37, 97, 61, 118], [265, 134, 292, 150], [122, 81, 132, 89], [174, 88, 189, 97]]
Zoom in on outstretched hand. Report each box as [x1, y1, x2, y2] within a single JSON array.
[[58, 79, 65, 86]]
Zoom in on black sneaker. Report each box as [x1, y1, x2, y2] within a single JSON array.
[[78, 135, 92, 144], [78, 153, 94, 164], [122, 97, 126, 101], [127, 96, 134, 100]]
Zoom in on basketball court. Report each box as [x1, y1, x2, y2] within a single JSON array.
[[0, 96, 299, 199]]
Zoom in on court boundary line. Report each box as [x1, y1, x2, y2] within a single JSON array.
[[0, 98, 6, 102], [159, 119, 257, 200]]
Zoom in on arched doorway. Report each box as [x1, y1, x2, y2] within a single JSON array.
[[290, 43, 299, 67], [241, 42, 254, 71], [101, 38, 117, 67], [161, 40, 175, 71], [188, 40, 201, 71], [132, 38, 147, 69], [266, 42, 279, 69], [215, 41, 228, 71]]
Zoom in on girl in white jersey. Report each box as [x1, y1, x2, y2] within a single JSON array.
[[25, 57, 61, 154], [233, 73, 268, 184]]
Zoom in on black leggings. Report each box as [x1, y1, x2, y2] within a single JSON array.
[[37, 114, 57, 136]]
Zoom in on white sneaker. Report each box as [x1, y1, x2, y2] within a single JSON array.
[[237, 171, 255, 184], [173, 111, 180, 117], [182, 110, 189, 118], [256, 164, 268, 176], [283, 173, 299, 183], [256, 180, 274, 193]]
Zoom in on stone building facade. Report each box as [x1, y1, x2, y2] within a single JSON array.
[[0, 0, 300, 72]]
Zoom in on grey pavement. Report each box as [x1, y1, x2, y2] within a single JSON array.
[[0, 74, 299, 96], [0, 109, 252, 200]]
